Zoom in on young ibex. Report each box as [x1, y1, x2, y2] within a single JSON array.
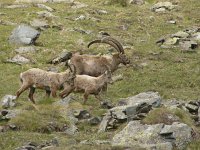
[[69, 36, 130, 77], [59, 69, 113, 104], [16, 65, 76, 104]]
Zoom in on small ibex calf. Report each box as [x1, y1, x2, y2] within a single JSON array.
[[59, 69, 113, 104], [16, 65, 75, 104]]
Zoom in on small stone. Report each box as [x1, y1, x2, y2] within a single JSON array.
[[164, 37, 179, 45], [65, 124, 78, 135], [1, 95, 16, 108], [74, 15, 86, 21], [151, 2, 176, 12], [73, 109, 91, 120], [9, 124, 17, 130], [71, 1, 88, 9], [173, 31, 189, 38], [192, 32, 200, 42], [0, 12, 6, 15], [51, 138, 59, 146], [6, 55, 31, 65], [129, 0, 144, 5], [37, 11, 56, 19], [180, 40, 198, 51], [48, 51, 72, 64], [185, 103, 199, 113], [155, 7, 166, 13], [88, 117, 101, 125], [167, 20, 176, 24], [96, 10, 108, 15], [34, 4, 54, 12], [100, 101, 114, 109], [30, 19, 50, 30]]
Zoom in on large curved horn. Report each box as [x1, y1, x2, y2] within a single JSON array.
[[103, 37, 124, 54], [88, 38, 120, 53], [68, 63, 76, 76]]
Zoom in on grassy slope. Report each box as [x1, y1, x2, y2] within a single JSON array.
[[0, 0, 200, 149]]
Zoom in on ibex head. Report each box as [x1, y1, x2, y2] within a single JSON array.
[[104, 69, 113, 84], [119, 53, 130, 65], [88, 36, 130, 65]]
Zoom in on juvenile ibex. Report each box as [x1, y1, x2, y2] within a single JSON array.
[[59, 69, 113, 104], [69, 36, 130, 77], [16, 65, 76, 104]]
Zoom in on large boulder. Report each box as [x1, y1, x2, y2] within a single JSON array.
[[9, 24, 40, 45], [126, 91, 161, 107], [112, 121, 193, 150], [98, 92, 161, 132]]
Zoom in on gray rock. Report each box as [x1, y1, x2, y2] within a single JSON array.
[[112, 121, 192, 150], [34, 4, 54, 12], [126, 91, 161, 107], [98, 114, 113, 133], [110, 106, 127, 121], [71, 1, 88, 9], [9, 24, 40, 45], [192, 32, 200, 42], [48, 51, 72, 64], [163, 37, 179, 46], [112, 121, 166, 148], [180, 40, 198, 51], [100, 101, 114, 109], [96, 10, 108, 15], [129, 0, 144, 5], [185, 103, 198, 113], [167, 20, 176, 24], [88, 117, 101, 125], [74, 15, 86, 21], [1, 109, 21, 120], [99, 92, 161, 132], [37, 11, 56, 19], [65, 124, 78, 136], [160, 122, 193, 149], [6, 55, 31, 65], [30, 19, 50, 30], [15, 46, 36, 53], [151, 2, 177, 12], [172, 31, 189, 38], [73, 109, 91, 120], [155, 7, 167, 13], [1, 95, 16, 108], [125, 102, 152, 121], [0, 12, 6, 15]]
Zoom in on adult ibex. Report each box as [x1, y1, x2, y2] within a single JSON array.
[[16, 65, 76, 104], [69, 36, 130, 77]]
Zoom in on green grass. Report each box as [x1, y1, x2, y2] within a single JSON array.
[[10, 105, 70, 133], [0, 0, 200, 149]]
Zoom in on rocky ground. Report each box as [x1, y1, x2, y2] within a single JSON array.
[[0, 0, 200, 149]]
